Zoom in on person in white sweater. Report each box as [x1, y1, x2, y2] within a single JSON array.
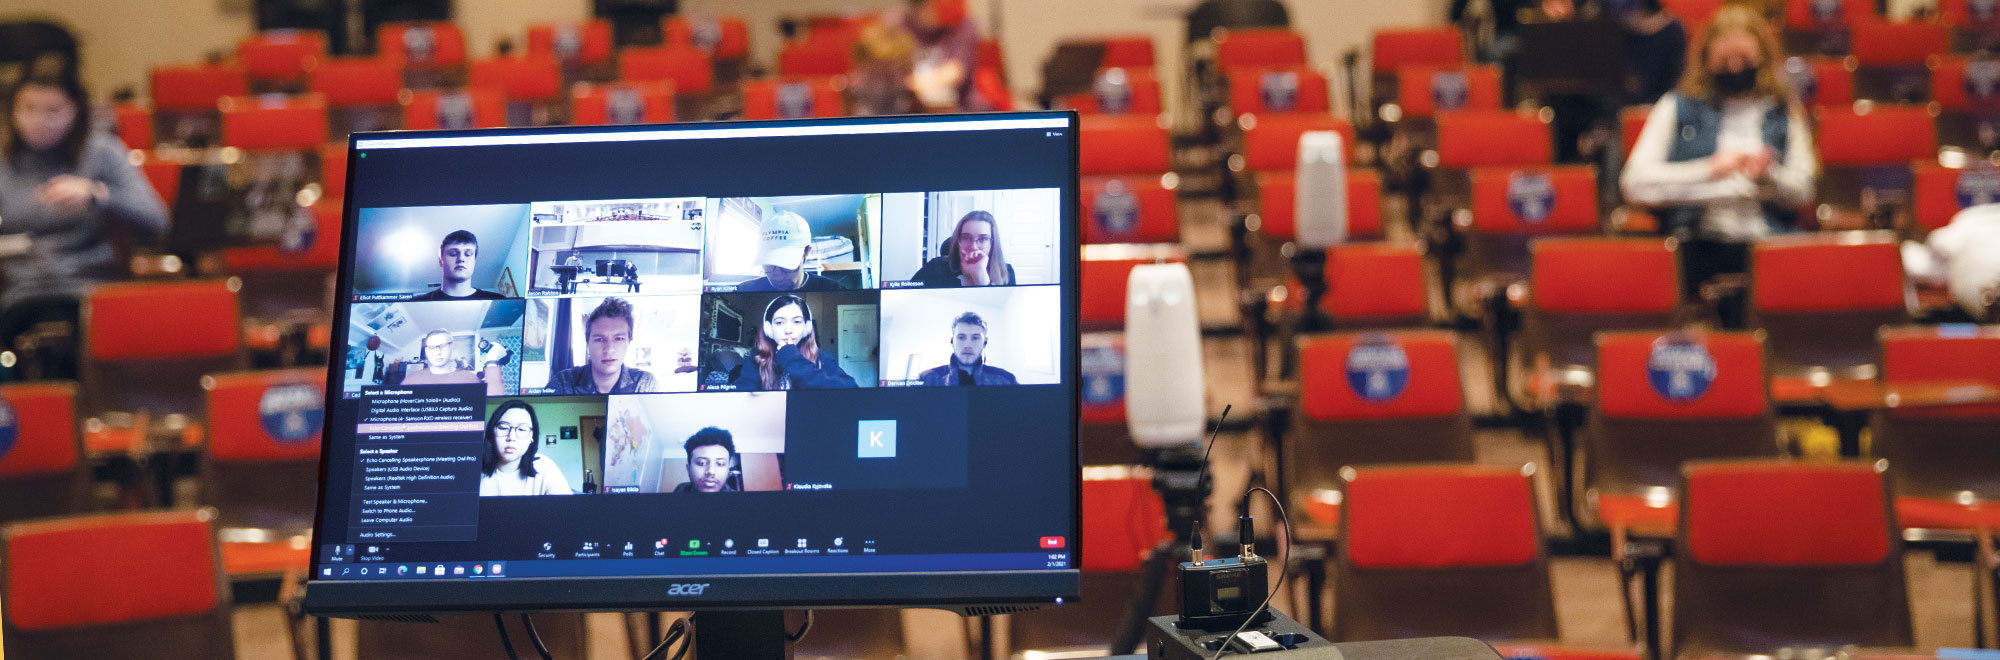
[[480, 400, 574, 496]]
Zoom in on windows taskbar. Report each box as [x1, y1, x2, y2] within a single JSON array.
[[315, 551, 1071, 581]]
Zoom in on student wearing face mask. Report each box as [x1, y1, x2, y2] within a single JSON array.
[[728, 294, 858, 391], [1621, 5, 1815, 314]]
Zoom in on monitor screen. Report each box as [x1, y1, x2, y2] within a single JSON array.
[[304, 112, 1081, 616]]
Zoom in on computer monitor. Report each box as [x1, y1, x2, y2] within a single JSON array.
[[303, 113, 1082, 627]]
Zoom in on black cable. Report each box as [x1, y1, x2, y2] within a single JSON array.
[[1209, 487, 1292, 660], [641, 617, 693, 660], [786, 610, 814, 643], [494, 613, 520, 660], [520, 613, 554, 660]]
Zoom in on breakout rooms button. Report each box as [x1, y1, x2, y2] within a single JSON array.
[[857, 420, 897, 458]]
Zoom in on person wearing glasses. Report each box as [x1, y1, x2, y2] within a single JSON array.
[[400, 328, 505, 395], [480, 400, 575, 496], [912, 210, 1016, 287]]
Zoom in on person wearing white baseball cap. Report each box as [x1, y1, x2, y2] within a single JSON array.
[[736, 211, 844, 292]]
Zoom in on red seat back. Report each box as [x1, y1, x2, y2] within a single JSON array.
[[1062, 67, 1164, 115], [1815, 105, 1936, 166], [1751, 235, 1905, 312], [307, 57, 403, 107], [469, 56, 563, 102], [621, 46, 714, 94], [3, 510, 223, 631], [1322, 243, 1426, 320], [1785, 56, 1855, 107], [237, 30, 325, 81], [218, 201, 343, 272], [137, 153, 182, 208], [1228, 65, 1330, 115], [1663, 0, 1726, 24], [1215, 28, 1307, 71], [150, 65, 248, 112], [401, 89, 508, 130], [1531, 238, 1679, 314], [664, 16, 751, 59], [86, 280, 241, 361], [1079, 115, 1171, 175], [1100, 36, 1157, 69], [1682, 460, 1892, 566], [1255, 169, 1385, 242], [0, 382, 79, 479], [740, 77, 845, 120], [114, 103, 153, 149], [1941, 0, 2000, 27], [379, 21, 467, 69], [1341, 465, 1539, 569], [1912, 162, 1998, 231], [570, 81, 677, 125], [1083, 175, 1179, 244], [1468, 166, 1598, 234], [1596, 331, 1768, 419], [205, 369, 325, 463], [526, 21, 615, 64], [1394, 65, 1503, 118], [1080, 333, 1128, 424], [777, 39, 854, 79], [1786, 0, 1875, 28], [1436, 110, 1552, 168], [1880, 325, 2000, 417], [1929, 56, 2000, 111], [220, 94, 329, 150], [1299, 330, 1463, 421], [320, 143, 348, 199], [1371, 27, 1463, 73], [1849, 20, 1948, 66], [1080, 467, 1168, 571], [1241, 113, 1356, 172]]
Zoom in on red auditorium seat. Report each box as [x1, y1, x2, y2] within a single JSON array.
[[219, 94, 328, 150], [0, 382, 84, 525], [1585, 331, 1776, 537], [527, 20, 615, 65], [571, 81, 677, 125], [203, 368, 324, 580], [1671, 460, 1913, 657], [1436, 110, 1554, 169], [621, 45, 714, 95], [1816, 105, 1936, 166], [1320, 243, 1429, 327], [1661, 0, 1725, 25], [81, 281, 245, 454], [1872, 325, 2000, 531], [1912, 161, 1997, 232], [1255, 168, 1385, 242], [1370, 27, 1464, 73], [1749, 232, 1907, 401], [470, 55, 563, 103], [150, 64, 248, 112], [1289, 331, 1474, 524], [1078, 247, 1186, 331], [741, 77, 845, 120], [1082, 174, 1178, 244], [378, 21, 467, 69], [1079, 114, 1171, 176], [1783, 56, 1855, 107], [1060, 67, 1164, 115], [135, 151, 182, 208], [777, 38, 854, 79], [308, 56, 401, 107], [401, 88, 508, 130], [1079, 332, 1129, 428], [114, 103, 152, 149], [1849, 20, 1948, 68], [236, 30, 323, 85], [1930, 56, 2000, 111], [1079, 466, 1168, 571], [218, 201, 342, 275], [1214, 27, 1307, 71], [1458, 165, 1599, 282], [1524, 238, 1681, 373], [664, 16, 751, 59], [1, 510, 235, 659], [1240, 113, 1356, 172], [1940, 0, 2000, 29], [1227, 65, 1330, 115], [1100, 36, 1156, 69], [1393, 65, 1502, 119], [1785, 0, 1875, 30]]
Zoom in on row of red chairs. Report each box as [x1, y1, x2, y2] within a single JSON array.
[[232, 18, 748, 83]]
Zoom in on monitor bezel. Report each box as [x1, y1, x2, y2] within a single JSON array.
[[302, 111, 1083, 616]]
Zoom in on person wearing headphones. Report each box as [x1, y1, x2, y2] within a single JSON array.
[[727, 294, 858, 390], [917, 311, 1018, 386], [673, 427, 739, 493]]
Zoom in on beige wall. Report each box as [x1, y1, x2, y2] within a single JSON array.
[[7, 0, 1449, 113]]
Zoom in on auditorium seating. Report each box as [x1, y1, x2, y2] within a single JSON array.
[[1782, 56, 1856, 108], [0, 382, 84, 525], [1813, 104, 1934, 219], [1671, 459, 1913, 657], [1523, 238, 1681, 376], [619, 44, 715, 118], [776, 37, 853, 79], [1, 509, 236, 659], [402, 88, 508, 130], [1079, 115, 1179, 246], [1227, 64, 1330, 116], [79, 280, 245, 454], [1060, 66, 1164, 116], [740, 77, 845, 120], [1849, 20, 1947, 102], [1912, 160, 1998, 233], [1367, 26, 1464, 117], [527, 20, 616, 84], [1872, 325, 2000, 532], [1288, 331, 1473, 524], [236, 30, 324, 93], [1079, 245, 1186, 331], [1940, 0, 2000, 51], [308, 56, 404, 136], [1782, 0, 1874, 54], [378, 21, 468, 89], [202, 368, 323, 582], [1929, 55, 2000, 155], [571, 81, 677, 125], [1391, 65, 1502, 121], [1255, 168, 1386, 244], [1319, 243, 1430, 328], [148, 64, 245, 147], [1007, 465, 1171, 652], [469, 54, 566, 126], [1457, 165, 1600, 287], [1749, 232, 1907, 402], [1214, 27, 1307, 73]]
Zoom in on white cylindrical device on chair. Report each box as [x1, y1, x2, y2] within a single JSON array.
[[1124, 262, 1206, 448], [1295, 130, 1349, 250]]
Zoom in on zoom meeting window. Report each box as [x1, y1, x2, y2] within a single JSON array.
[[315, 115, 1077, 581]]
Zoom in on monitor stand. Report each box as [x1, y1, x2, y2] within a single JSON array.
[[691, 610, 793, 660]]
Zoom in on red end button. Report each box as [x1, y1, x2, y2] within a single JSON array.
[[1040, 536, 1066, 549]]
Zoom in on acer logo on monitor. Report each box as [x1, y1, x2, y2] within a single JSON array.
[[667, 583, 711, 596]]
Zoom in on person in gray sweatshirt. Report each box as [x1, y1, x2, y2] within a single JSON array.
[[0, 72, 168, 376]]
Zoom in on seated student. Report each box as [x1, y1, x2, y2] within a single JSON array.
[[917, 311, 1018, 386], [411, 230, 508, 300], [672, 427, 739, 493], [401, 328, 505, 395], [736, 211, 844, 292], [545, 297, 661, 394], [913, 210, 1016, 287], [480, 400, 575, 496], [728, 294, 858, 390]]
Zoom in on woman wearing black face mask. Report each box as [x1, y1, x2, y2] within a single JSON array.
[[1621, 5, 1816, 327]]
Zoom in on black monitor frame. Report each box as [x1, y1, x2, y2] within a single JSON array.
[[302, 111, 1082, 619]]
